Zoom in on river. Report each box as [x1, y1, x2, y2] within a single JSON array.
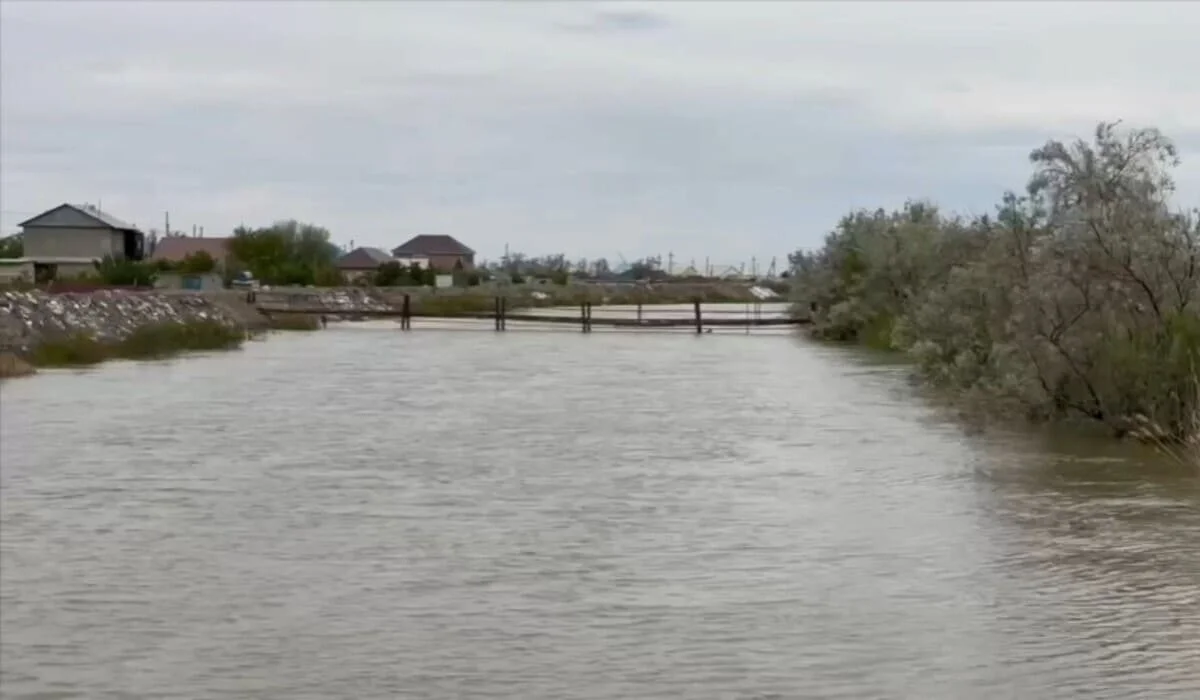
[[2, 313, 1198, 699]]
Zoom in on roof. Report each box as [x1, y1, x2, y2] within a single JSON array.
[[336, 247, 393, 269], [19, 203, 141, 231], [392, 234, 475, 257], [73, 204, 138, 230], [150, 237, 231, 262]]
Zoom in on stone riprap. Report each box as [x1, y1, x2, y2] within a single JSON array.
[[0, 290, 245, 356], [254, 287, 395, 314]]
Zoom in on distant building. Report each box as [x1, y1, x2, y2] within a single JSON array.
[[714, 264, 748, 280], [150, 236, 233, 268], [336, 246, 394, 282], [391, 234, 475, 271], [8, 203, 146, 281]]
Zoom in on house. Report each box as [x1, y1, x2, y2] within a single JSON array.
[[336, 246, 394, 282], [391, 234, 475, 271], [150, 236, 233, 268], [145, 237, 233, 291], [13, 203, 146, 281]]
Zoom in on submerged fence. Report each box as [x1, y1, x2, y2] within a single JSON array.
[[257, 295, 807, 335]]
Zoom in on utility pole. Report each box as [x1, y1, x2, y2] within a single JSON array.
[[165, 212, 170, 237], [667, 251, 674, 276]]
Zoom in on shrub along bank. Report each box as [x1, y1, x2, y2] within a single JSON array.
[[789, 121, 1200, 444], [28, 320, 244, 367]]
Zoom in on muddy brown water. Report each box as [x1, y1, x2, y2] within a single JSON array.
[[2, 312, 1198, 699]]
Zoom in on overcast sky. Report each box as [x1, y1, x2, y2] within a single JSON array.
[[2, 1, 1198, 265]]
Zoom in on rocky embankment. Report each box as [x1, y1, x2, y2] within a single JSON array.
[[0, 290, 247, 358]]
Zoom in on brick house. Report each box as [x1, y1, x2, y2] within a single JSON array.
[[336, 246, 394, 282], [147, 237, 232, 290], [391, 235, 475, 271], [150, 236, 233, 268]]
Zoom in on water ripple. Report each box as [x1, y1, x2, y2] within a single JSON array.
[[2, 318, 1199, 699]]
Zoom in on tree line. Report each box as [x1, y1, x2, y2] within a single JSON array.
[[789, 121, 1199, 444], [50, 221, 344, 288], [478, 253, 675, 282], [3, 223, 728, 288], [1, 218, 642, 287]]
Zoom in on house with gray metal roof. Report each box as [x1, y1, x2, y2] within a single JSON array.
[[10, 203, 146, 282]]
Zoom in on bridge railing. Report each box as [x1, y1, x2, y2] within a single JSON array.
[[254, 294, 807, 334]]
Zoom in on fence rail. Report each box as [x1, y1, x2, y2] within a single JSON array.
[[257, 296, 807, 335]]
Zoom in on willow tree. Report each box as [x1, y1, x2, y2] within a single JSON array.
[[792, 121, 1200, 441]]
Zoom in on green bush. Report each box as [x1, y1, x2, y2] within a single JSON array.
[[374, 261, 407, 286], [93, 255, 158, 287], [29, 333, 110, 367], [116, 320, 243, 358], [788, 121, 1200, 442], [176, 251, 217, 274]]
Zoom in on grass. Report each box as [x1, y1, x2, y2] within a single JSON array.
[[1128, 366, 1200, 471], [28, 319, 244, 368]]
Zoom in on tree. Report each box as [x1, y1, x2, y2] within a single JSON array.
[[790, 121, 1200, 442], [0, 234, 22, 259], [374, 261, 411, 286], [176, 250, 217, 274], [227, 220, 341, 286]]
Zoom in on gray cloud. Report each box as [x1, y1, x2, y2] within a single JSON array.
[[556, 9, 673, 35], [2, 1, 1198, 263]]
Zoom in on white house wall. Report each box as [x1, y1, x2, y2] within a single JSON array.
[[22, 228, 124, 260]]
